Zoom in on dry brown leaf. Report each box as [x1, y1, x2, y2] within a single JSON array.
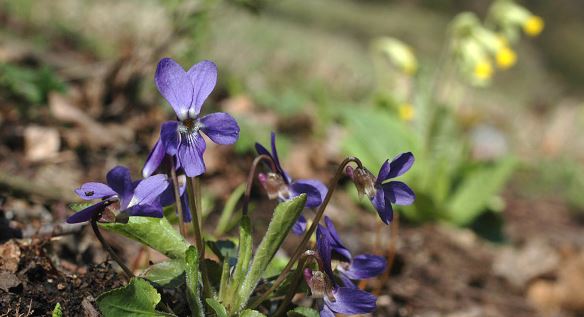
[[0, 240, 21, 273], [24, 126, 60, 162]]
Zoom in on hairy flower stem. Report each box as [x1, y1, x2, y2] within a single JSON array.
[[187, 176, 212, 299], [169, 159, 187, 237], [250, 157, 363, 309], [242, 154, 278, 216], [187, 177, 204, 257], [90, 217, 133, 280]]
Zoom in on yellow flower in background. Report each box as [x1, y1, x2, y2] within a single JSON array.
[[474, 60, 493, 80], [496, 46, 517, 69], [374, 37, 418, 76], [523, 15, 544, 37], [398, 103, 415, 121]]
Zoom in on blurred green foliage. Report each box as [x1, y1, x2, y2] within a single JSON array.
[[0, 63, 66, 108]]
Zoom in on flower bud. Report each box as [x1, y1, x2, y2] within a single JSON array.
[[304, 269, 335, 302], [347, 167, 377, 199], [258, 172, 288, 200]]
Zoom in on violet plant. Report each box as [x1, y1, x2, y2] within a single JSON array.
[[67, 57, 416, 317]]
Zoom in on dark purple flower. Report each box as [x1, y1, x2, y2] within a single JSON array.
[[143, 58, 240, 178], [256, 132, 327, 234], [347, 152, 416, 224], [318, 217, 386, 286], [314, 221, 379, 316], [67, 166, 168, 224]]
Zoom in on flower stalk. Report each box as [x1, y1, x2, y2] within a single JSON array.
[[169, 159, 187, 237], [90, 215, 134, 280], [242, 154, 278, 216], [250, 157, 362, 308], [187, 176, 213, 298]]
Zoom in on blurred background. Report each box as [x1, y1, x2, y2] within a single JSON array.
[[1, 0, 584, 316]]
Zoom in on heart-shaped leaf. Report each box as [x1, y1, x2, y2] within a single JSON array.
[[96, 278, 175, 316]]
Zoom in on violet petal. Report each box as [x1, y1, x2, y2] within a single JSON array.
[[341, 254, 387, 280], [74, 182, 116, 200], [66, 200, 109, 224], [269, 132, 291, 182], [178, 133, 206, 177], [255, 142, 271, 158], [180, 193, 192, 222], [186, 60, 217, 117], [106, 166, 134, 205], [383, 181, 415, 205], [291, 214, 307, 235], [155, 58, 194, 120], [289, 179, 324, 208], [337, 271, 357, 288], [128, 203, 163, 218], [200, 112, 240, 145], [160, 121, 179, 156], [316, 225, 335, 283], [376, 159, 391, 183], [128, 174, 169, 208], [143, 140, 166, 178], [319, 307, 335, 317], [386, 152, 415, 179], [371, 187, 391, 224], [324, 287, 377, 315], [323, 216, 352, 262]]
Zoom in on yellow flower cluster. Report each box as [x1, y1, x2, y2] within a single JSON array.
[[523, 15, 544, 37]]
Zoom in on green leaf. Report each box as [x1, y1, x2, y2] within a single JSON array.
[[214, 183, 246, 236], [234, 195, 306, 312], [287, 307, 320, 317], [142, 260, 185, 288], [218, 258, 231, 302], [100, 217, 189, 259], [185, 246, 204, 317], [205, 298, 228, 317], [96, 278, 175, 316], [224, 215, 253, 305], [447, 157, 516, 226], [242, 309, 267, 317], [52, 303, 62, 317], [262, 254, 289, 279]]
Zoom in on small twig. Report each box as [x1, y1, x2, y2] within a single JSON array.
[[21, 223, 84, 239], [90, 217, 133, 280]]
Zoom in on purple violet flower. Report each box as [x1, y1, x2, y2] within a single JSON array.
[[319, 216, 386, 287], [143, 58, 240, 178], [312, 220, 379, 316], [67, 166, 168, 224], [347, 152, 416, 224], [255, 132, 327, 234]]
